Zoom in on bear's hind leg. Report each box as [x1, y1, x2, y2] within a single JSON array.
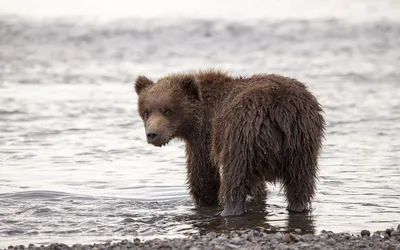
[[215, 121, 257, 216], [215, 114, 262, 216], [219, 160, 249, 217], [282, 151, 318, 213], [212, 86, 275, 217]]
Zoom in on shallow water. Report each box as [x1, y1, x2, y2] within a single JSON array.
[[1, 0, 400, 247]]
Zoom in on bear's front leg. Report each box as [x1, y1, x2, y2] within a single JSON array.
[[185, 143, 220, 208], [190, 183, 219, 207], [187, 171, 220, 207]]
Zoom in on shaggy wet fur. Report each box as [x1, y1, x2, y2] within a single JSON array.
[[134, 69, 325, 216]]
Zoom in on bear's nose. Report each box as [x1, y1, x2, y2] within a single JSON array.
[[146, 132, 158, 142]]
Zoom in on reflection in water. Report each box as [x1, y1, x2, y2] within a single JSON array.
[[286, 212, 315, 234], [171, 199, 315, 236]]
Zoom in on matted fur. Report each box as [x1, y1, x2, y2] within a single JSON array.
[[134, 69, 325, 216]]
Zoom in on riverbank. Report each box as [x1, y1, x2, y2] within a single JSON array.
[[5, 225, 400, 250]]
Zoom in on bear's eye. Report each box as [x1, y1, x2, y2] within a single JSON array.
[[143, 110, 149, 118], [164, 108, 172, 116]]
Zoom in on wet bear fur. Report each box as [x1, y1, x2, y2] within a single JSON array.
[[134, 69, 325, 216]]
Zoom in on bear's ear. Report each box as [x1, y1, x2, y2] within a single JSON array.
[[179, 75, 199, 100], [134, 76, 154, 94]]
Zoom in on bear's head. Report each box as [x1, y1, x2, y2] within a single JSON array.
[[134, 74, 200, 147]]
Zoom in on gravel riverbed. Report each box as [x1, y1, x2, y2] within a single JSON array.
[[5, 224, 400, 250]]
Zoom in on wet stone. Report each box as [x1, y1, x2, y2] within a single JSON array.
[[157, 242, 173, 249], [133, 238, 141, 245], [273, 232, 282, 240], [392, 230, 400, 236], [310, 245, 322, 250], [283, 233, 294, 243], [355, 243, 366, 248], [229, 237, 243, 245], [241, 233, 249, 241], [326, 238, 336, 246], [300, 243, 310, 248], [189, 234, 199, 240], [213, 245, 225, 250], [207, 231, 217, 239], [252, 230, 260, 237], [226, 243, 240, 249], [361, 230, 371, 237], [210, 237, 227, 245]]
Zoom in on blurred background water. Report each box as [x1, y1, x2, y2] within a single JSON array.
[[0, 0, 400, 247]]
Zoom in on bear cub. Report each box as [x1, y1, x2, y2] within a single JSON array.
[[134, 69, 325, 217]]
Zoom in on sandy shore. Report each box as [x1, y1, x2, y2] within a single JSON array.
[[4, 224, 400, 250]]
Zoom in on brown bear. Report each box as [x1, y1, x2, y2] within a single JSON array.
[[134, 69, 325, 217]]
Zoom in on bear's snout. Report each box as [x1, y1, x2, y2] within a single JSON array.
[[146, 131, 158, 142], [145, 129, 170, 147], [144, 115, 172, 147]]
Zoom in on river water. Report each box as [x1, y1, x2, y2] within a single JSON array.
[[1, 0, 400, 247]]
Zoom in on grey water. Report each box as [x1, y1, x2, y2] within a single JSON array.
[[1, 0, 400, 247]]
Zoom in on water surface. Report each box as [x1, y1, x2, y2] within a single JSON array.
[[1, 0, 400, 247]]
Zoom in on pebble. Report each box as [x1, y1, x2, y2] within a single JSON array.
[[229, 237, 243, 245], [272, 232, 282, 240], [225, 243, 240, 249], [252, 230, 260, 237], [189, 235, 198, 241], [326, 238, 336, 246], [133, 238, 141, 245], [207, 232, 217, 239], [282, 233, 296, 243], [300, 243, 310, 248], [213, 245, 224, 250], [210, 237, 227, 245], [241, 233, 249, 241], [391, 230, 400, 236], [355, 243, 366, 248], [360, 229, 371, 237]]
